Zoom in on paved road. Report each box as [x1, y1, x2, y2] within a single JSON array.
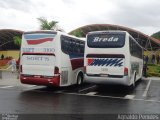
[[0, 71, 160, 120]]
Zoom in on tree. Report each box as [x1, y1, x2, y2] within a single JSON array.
[[151, 31, 160, 40], [13, 36, 22, 47], [37, 17, 58, 30], [70, 29, 84, 37]]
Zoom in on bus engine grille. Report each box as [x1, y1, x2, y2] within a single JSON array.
[[61, 71, 68, 85]]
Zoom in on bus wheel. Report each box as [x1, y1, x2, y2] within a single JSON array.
[[77, 73, 83, 86]]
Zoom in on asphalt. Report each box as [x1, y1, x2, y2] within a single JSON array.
[[0, 71, 160, 120], [0, 70, 35, 88], [0, 70, 160, 86], [0, 85, 160, 114]]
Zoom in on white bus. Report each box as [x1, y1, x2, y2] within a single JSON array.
[[20, 30, 85, 87], [84, 31, 143, 87]]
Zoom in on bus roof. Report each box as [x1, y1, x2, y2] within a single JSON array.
[[23, 30, 85, 41], [24, 30, 57, 34], [87, 30, 128, 35]]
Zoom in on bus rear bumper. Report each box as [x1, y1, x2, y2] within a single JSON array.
[[20, 75, 60, 87], [84, 74, 131, 86]]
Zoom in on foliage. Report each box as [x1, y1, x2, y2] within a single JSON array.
[[147, 64, 160, 77], [71, 29, 84, 37], [13, 36, 22, 46], [37, 17, 58, 30], [151, 31, 160, 40], [0, 59, 10, 66], [1, 54, 4, 59]]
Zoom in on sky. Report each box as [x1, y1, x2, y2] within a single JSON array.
[[0, 0, 160, 35]]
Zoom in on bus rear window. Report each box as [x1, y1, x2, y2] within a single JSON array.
[[87, 33, 125, 48], [23, 32, 56, 45]]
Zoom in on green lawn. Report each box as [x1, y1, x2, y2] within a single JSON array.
[[147, 64, 160, 77]]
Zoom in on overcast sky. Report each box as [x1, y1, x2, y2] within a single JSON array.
[[0, 0, 160, 35]]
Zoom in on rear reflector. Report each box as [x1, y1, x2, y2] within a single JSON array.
[[87, 58, 93, 65], [124, 67, 128, 76]]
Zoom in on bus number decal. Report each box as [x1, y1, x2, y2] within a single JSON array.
[[43, 48, 55, 52], [26, 56, 49, 62], [22, 48, 55, 53]]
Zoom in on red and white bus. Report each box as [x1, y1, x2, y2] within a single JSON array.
[[20, 30, 85, 87], [84, 31, 143, 87]]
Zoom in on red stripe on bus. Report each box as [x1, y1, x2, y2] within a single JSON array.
[[70, 58, 84, 70], [20, 75, 60, 86], [27, 38, 53, 45]]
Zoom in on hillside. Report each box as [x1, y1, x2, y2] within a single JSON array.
[[151, 31, 160, 40]]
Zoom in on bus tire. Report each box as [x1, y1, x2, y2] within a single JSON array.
[[76, 72, 83, 86]]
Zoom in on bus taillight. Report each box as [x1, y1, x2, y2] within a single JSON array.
[[124, 67, 128, 76]]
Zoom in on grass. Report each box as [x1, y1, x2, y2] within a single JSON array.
[[147, 64, 160, 77]]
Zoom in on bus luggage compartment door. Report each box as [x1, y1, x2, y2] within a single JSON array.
[[86, 57, 125, 76]]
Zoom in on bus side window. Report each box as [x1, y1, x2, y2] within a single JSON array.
[[61, 35, 71, 54], [61, 36, 66, 53], [61, 35, 85, 55], [80, 42, 85, 54], [129, 36, 142, 59], [76, 41, 81, 54], [70, 39, 74, 54]]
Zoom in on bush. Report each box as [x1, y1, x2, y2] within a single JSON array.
[[147, 64, 160, 77], [148, 72, 160, 77], [0, 59, 10, 66]]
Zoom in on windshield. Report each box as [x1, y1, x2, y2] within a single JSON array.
[[87, 32, 125, 48]]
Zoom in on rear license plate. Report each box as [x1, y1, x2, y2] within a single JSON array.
[[100, 74, 108, 77], [34, 75, 41, 78], [101, 68, 108, 71]]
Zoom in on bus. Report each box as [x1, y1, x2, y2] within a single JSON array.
[[20, 30, 85, 87], [84, 31, 143, 87]]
